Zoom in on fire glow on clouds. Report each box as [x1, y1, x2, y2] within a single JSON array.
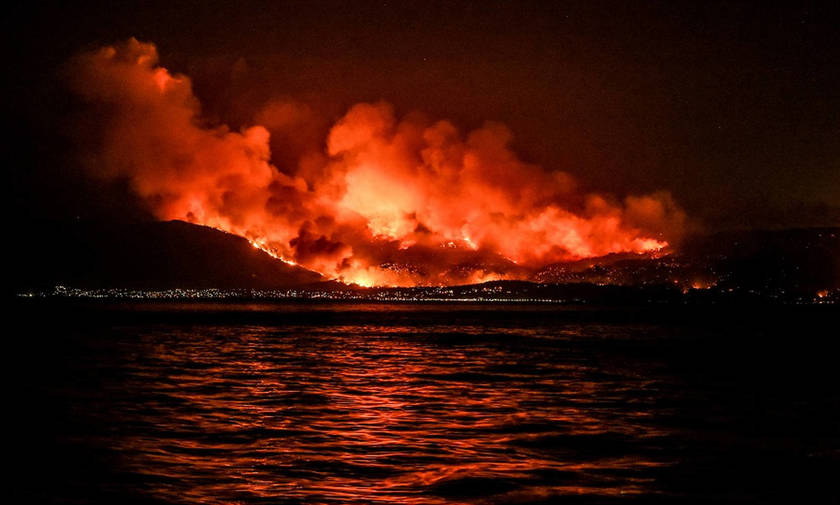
[[71, 39, 686, 287]]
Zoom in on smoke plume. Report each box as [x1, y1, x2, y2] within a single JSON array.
[[70, 39, 686, 286]]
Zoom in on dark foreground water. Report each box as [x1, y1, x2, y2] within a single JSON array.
[[12, 302, 840, 504]]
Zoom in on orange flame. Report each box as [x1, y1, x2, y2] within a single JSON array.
[[70, 39, 686, 286]]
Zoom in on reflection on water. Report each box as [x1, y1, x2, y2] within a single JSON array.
[[17, 303, 840, 504], [116, 325, 672, 504]]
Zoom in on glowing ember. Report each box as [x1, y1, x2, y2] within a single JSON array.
[[70, 39, 687, 287], [690, 279, 716, 290]]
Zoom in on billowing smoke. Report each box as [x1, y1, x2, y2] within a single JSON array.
[[69, 39, 686, 286]]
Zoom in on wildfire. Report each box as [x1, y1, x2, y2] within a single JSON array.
[[70, 39, 687, 287], [248, 239, 298, 266]]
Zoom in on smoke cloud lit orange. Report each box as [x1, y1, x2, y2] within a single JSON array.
[[70, 39, 686, 286]]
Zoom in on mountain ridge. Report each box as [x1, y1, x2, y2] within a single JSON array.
[[10, 219, 324, 292], [10, 219, 838, 300]]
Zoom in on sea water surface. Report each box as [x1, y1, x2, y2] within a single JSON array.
[[13, 302, 839, 504]]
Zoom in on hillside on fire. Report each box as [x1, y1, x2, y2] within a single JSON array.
[[12, 219, 838, 302]]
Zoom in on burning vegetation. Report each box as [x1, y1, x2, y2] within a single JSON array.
[[70, 39, 687, 286]]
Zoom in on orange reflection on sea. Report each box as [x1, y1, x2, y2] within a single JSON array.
[[107, 322, 676, 504]]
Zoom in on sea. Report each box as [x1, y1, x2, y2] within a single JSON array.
[[11, 301, 839, 504]]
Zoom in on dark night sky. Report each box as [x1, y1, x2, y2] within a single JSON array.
[[7, 0, 840, 230]]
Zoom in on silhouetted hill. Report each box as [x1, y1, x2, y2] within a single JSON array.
[[676, 227, 839, 294], [10, 219, 323, 292], [10, 221, 837, 303], [533, 227, 838, 297]]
